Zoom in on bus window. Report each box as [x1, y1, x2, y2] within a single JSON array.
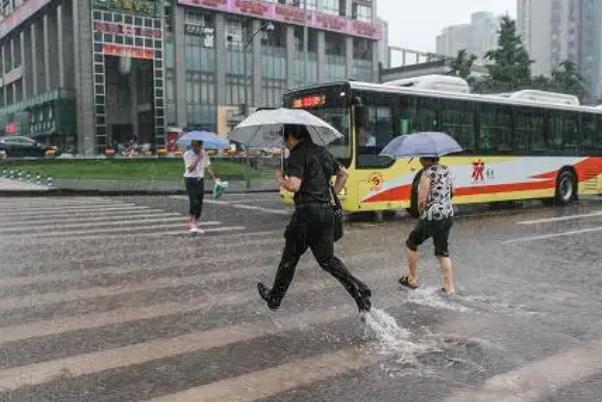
[[580, 114, 596, 155], [438, 99, 476, 153], [414, 97, 438, 132], [356, 104, 395, 168], [479, 103, 512, 154], [515, 108, 545, 154], [595, 116, 602, 156], [283, 85, 352, 164], [549, 112, 578, 155], [398, 95, 438, 134]]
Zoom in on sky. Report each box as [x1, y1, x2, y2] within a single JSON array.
[[377, 0, 517, 52]]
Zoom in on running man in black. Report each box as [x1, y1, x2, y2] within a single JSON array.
[[257, 125, 372, 313]]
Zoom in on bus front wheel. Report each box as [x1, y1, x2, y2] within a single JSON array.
[[554, 170, 578, 205]]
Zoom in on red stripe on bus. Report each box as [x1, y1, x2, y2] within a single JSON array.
[[453, 180, 556, 197], [363, 157, 602, 204], [531, 157, 602, 181], [364, 180, 556, 203]]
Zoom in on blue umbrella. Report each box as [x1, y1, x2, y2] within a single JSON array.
[[380, 132, 463, 159], [176, 131, 229, 150]]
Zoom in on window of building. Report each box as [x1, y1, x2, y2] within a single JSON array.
[[185, 71, 216, 132], [309, 0, 344, 16], [185, 40, 215, 72], [352, 1, 372, 22], [225, 18, 251, 107], [225, 18, 246, 50], [262, 24, 287, 107], [325, 32, 346, 81], [305, 0, 318, 11]]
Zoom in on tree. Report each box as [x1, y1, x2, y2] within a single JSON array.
[[530, 74, 553, 91], [448, 49, 478, 79], [477, 16, 533, 93], [550, 60, 588, 100]]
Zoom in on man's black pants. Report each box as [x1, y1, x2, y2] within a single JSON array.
[[268, 204, 371, 309], [185, 177, 204, 219]]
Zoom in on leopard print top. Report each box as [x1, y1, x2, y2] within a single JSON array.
[[421, 165, 454, 221]]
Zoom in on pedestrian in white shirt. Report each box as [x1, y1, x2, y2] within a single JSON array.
[[184, 140, 218, 234]]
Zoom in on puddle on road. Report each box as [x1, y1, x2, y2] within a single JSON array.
[[406, 287, 472, 312], [359, 301, 506, 380]]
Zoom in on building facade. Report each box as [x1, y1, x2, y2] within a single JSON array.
[[0, 0, 382, 154], [436, 11, 500, 61], [518, 0, 602, 98]]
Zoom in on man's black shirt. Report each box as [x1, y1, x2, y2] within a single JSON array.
[[285, 140, 340, 205]]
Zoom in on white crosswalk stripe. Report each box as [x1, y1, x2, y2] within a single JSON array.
[[2, 197, 597, 401], [0, 211, 183, 226], [0, 197, 248, 240]]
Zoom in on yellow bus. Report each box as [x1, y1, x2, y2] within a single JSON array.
[[280, 79, 602, 214]]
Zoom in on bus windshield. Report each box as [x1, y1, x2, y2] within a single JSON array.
[[283, 86, 351, 163]]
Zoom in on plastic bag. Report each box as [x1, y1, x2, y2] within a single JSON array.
[[213, 180, 229, 199]]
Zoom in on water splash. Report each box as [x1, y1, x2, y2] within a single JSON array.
[[362, 308, 435, 364], [406, 287, 471, 312]]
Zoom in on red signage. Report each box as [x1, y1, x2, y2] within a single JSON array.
[[6, 122, 17, 135], [274, 5, 305, 24], [315, 14, 347, 32], [186, 0, 228, 8], [234, 0, 269, 17], [103, 44, 155, 60], [94, 22, 163, 39], [352, 20, 379, 38], [292, 95, 326, 109], [177, 0, 381, 40]]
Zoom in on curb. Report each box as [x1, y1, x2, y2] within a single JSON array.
[[0, 188, 279, 197]]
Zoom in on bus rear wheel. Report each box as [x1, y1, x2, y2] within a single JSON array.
[[554, 170, 578, 205]]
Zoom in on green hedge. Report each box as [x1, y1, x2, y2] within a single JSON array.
[[0, 158, 267, 181]]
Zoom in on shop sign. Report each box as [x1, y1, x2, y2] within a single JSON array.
[[103, 44, 155, 59], [92, 0, 159, 17], [177, 0, 381, 40], [184, 24, 214, 37], [94, 21, 163, 39]]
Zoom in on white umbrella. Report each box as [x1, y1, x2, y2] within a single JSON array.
[[228, 108, 343, 148], [380, 132, 463, 158]]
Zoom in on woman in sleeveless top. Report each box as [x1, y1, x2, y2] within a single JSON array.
[[399, 157, 456, 294]]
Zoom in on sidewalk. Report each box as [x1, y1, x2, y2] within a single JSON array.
[[0, 178, 49, 192]]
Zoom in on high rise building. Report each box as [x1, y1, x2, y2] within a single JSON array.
[[518, 0, 602, 98], [436, 12, 500, 60], [0, 0, 383, 154]]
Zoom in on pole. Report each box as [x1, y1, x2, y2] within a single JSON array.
[[243, 25, 250, 189], [303, 0, 308, 83]]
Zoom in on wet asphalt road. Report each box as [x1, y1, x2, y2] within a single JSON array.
[[0, 193, 601, 401]]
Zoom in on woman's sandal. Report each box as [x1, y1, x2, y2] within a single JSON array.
[[398, 276, 418, 290]]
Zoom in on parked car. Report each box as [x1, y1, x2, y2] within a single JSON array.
[[0, 136, 49, 158]]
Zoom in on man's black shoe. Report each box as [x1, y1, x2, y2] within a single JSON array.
[[257, 282, 279, 311], [356, 295, 372, 313]]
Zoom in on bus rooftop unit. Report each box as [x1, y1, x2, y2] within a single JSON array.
[[383, 75, 471, 94]]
